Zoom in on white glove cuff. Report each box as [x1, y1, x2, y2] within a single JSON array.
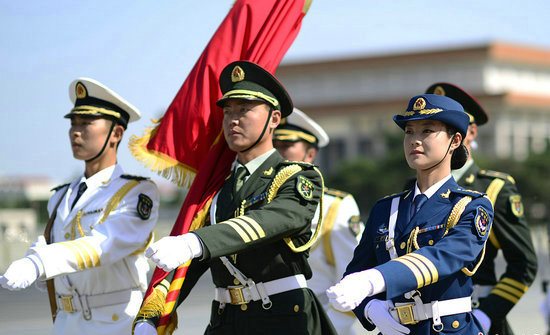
[[364, 268, 386, 295], [25, 254, 45, 278], [184, 233, 203, 258]]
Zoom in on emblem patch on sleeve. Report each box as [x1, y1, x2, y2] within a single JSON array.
[[475, 206, 490, 237], [509, 194, 524, 218], [137, 193, 153, 220], [296, 175, 314, 201]]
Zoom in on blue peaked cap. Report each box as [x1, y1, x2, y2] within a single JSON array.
[[393, 94, 470, 137]]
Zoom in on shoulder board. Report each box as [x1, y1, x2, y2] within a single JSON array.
[[278, 160, 316, 169], [452, 188, 484, 198], [382, 190, 409, 200], [120, 174, 150, 181], [478, 169, 516, 184], [50, 183, 70, 192], [324, 187, 350, 199]]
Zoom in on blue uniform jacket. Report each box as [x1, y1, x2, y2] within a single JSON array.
[[345, 178, 494, 334]]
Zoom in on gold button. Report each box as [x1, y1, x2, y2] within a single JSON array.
[[452, 320, 459, 328], [428, 240, 434, 245], [293, 305, 300, 313], [399, 242, 406, 249], [64, 232, 70, 239], [112, 313, 119, 321], [240, 304, 248, 311], [233, 278, 240, 285]]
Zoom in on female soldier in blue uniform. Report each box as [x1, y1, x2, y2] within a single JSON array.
[[327, 94, 494, 334]]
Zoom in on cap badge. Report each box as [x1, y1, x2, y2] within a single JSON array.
[[413, 97, 426, 111], [75, 82, 88, 99], [231, 66, 245, 83], [433, 85, 446, 96]]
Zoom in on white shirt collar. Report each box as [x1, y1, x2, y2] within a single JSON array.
[[77, 164, 122, 190], [234, 148, 276, 177], [414, 174, 452, 200]]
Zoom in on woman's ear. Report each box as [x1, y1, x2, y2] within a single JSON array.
[[451, 132, 463, 150]]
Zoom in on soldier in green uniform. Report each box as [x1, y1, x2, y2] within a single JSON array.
[[425, 82, 538, 335], [134, 61, 336, 335]]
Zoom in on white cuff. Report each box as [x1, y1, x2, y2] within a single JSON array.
[[25, 254, 45, 278], [185, 233, 203, 258], [366, 269, 386, 295]]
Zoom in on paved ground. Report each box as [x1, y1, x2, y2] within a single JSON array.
[[1, 223, 548, 334]]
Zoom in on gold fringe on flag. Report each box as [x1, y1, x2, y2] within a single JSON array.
[[128, 118, 197, 188], [135, 280, 170, 320]]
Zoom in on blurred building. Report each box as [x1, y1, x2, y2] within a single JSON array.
[[277, 41, 550, 172]]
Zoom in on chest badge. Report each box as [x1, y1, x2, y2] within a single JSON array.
[[296, 175, 314, 201], [137, 194, 153, 220]]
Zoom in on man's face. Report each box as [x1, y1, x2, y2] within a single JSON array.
[[273, 140, 316, 163], [69, 115, 116, 160], [222, 99, 275, 152]]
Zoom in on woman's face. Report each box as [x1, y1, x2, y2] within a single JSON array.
[[403, 120, 458, 171]]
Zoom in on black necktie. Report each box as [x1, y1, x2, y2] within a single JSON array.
[[71, 182, 87, 209], [413, 194, 428, 215], [233, 166, 248, 195]]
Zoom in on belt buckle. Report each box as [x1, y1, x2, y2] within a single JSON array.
[[227, 286, 247, 305], [60, 295, 75, 313], [393, 303, 417, 325]]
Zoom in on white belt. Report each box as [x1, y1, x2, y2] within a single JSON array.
[[57, 287, 140, 319], [390, 296, 472, 330], [214, 274, 307, 305]]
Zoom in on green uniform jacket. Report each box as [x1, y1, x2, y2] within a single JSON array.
[[173, 151, 336, 334], [459, 163, 537, 329]]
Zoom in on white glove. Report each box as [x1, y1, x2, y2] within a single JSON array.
[[472, 308, 491, 333], [26, 235, 47, 255], [365, 299, 410, 335], [327, 270, 376, 311], [134, 321, 158, 335], [145, 233, 203, 272], [0, 256, 43, 291]]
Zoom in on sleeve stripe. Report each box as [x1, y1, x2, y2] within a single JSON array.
[[401, 254, 432, 285], [231, 218, 259, 240], [493, 283, 525, 299], [393, 258, 424, 288], [491, 288, 520, 304], [80, 239, 101, 267], [223, 220, 251, 243], [501, 277, 528, 292], [238, 216, 266, 238], [59, 241, 85, 270], [407, 253, 439, 284]]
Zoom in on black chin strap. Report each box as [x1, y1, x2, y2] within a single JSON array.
[[240, 108, 273, 153], [85, 120, 116, 163], [421, 134, 455, 172]]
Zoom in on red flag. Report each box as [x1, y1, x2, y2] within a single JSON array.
[[129, 1, 311, 333]]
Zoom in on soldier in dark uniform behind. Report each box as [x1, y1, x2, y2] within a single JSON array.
[[134, 61, 336, 335], [425, 82, 538, 335]]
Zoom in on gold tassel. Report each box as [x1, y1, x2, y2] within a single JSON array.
[[164, 311, 178, 335], [136, 280, 169, 319], [128, 119, 197, 188]]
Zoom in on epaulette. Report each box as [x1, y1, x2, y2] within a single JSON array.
[[453, 188, 484, 198], [121, 174, 150, 181], [478, 169, 516, 184], [50, 183, 70, 192], [324, 187, 350, 199], [382, 190, 410, 201], [278, 160, 316, 169]]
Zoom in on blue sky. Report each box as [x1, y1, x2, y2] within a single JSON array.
[[1, 0, 550, 183]]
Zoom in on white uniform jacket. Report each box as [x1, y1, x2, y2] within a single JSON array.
[[308, 188, 363, 335], [30, 164, 159, 335]]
